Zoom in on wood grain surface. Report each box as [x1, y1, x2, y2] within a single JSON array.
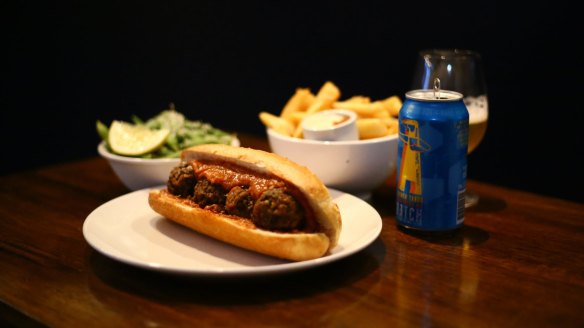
[[1, 134, 583, 327]]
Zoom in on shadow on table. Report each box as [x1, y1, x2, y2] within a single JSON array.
[[372, 185, 507, 216], [87, 238, 386, 306], [397, 224, 490, 247]]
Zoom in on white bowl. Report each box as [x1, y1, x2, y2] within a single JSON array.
[[266, 128, 398, 199], [98, 142, 180, 190], [98, 138, 240, 190]]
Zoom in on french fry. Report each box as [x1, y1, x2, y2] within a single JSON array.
[[345, 95, 371, 104], [259, 112, 295, 136], [381, 117, 399, 135], [387, 123, 398, 135], [332, 101, 386, 118], [315, 81, 341, 102], [371, 104, 390, 118], [356, 118, 389, 139], [381, 95, 403, 117], [292, 123, 304, 138], [288, 111, 308, 126], [280, 88, 315, 121], [306, 81, 341, 114], [306, 98, 331, 115]]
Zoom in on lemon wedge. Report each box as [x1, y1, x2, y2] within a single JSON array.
[[108, 120, 170, 156]]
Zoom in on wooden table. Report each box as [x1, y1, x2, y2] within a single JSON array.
[[1, 134, 583, 327]]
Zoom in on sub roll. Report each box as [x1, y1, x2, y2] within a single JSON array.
[[148, 144, 342, 261]]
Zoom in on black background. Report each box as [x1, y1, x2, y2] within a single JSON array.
[[3, 1, 583, 203]]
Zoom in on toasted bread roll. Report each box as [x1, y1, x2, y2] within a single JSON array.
[[148, 144, 342, 261]]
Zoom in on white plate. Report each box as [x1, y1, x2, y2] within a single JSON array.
[[83, 188, 382, 277]]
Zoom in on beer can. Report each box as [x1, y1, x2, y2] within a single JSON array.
[[396, 89, 469, 232]]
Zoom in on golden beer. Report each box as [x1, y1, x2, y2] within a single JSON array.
[[465, 95, 488, 154]]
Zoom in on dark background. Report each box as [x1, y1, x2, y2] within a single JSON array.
[[3, 1, 583, 203]]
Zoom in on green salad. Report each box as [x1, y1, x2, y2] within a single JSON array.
[[97, 104, 236, 158]]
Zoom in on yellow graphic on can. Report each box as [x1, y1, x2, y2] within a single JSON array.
[[398, 119, 431, 201]]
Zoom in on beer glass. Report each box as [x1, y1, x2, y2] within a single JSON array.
[[411, 49, 488, 207]]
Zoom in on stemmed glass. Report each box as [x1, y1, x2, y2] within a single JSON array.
[[411, 49, 488, 207]]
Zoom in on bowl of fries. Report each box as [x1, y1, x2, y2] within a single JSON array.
[[259, 81, 402, 198], [266, 129, 398, 198]]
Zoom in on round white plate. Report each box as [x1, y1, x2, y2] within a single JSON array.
[[83, 187, 382, 276]]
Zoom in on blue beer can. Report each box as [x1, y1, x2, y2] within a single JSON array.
[[396, 89, 469, 232]]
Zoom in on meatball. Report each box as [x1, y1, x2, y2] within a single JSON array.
[[225, 186, 254, 218], [252, 188, 303, 231], [167, 161, 196, 197], [193, 178, 226, 208]]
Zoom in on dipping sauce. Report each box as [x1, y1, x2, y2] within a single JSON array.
[[303, 112, 350, 130], [301, 109, 359, 141]]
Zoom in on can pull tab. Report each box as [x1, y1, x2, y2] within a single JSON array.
[[433, 78, 441, 99]]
